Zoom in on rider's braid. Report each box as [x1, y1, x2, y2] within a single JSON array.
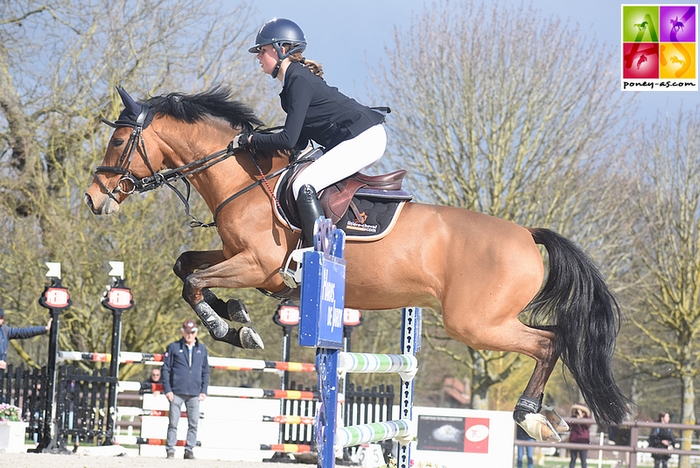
[[289, 51, 323, 79]]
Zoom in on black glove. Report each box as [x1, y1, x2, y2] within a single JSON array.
[[230, 132, 251, 151]]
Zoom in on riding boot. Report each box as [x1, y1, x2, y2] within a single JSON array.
[[296, 184, 324, 247]]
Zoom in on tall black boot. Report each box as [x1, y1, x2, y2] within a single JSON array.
[[296, 184, 324, 247]]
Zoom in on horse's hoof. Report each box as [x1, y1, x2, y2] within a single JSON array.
[[240, 327, 265, 349], [227, 299, 251, 323], [517, 413, 561, 442], [540, 405, 569, 433]]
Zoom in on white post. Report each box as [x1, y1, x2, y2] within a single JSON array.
[[598, 431, 605, 468]]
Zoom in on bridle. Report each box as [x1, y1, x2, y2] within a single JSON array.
[[95, 107, 297, 228]]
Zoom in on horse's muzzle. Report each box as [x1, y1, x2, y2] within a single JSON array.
[[84, 192, 120, 215]]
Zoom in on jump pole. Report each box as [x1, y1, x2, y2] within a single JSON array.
[[298, 218, 418, 468]]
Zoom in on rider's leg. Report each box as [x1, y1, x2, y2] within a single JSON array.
[[292, 124, 386, 197], [296, 184, 324, 247]]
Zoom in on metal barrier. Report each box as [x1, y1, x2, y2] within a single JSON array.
[[515, 417, 700, 468]]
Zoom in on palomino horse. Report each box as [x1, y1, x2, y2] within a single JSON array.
[[85, 87, 628, 442]]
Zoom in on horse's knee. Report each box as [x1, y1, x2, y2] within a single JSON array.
[[173, 253, 189, 280], [173, 251, 215, 281]]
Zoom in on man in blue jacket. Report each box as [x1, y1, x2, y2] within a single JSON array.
[[161, 319, 209, 460], [0, 307, 51, 370]]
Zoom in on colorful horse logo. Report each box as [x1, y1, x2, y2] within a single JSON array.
[[670, 55, 686, 68], [637, 54, 647, 69], [670, 16, 685, 33]]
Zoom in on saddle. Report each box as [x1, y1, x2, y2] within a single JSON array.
[[276, 149, 413, 241]]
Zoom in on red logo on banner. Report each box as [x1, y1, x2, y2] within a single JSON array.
[[464, 417, 490, 453], [44, 287, 70, 308], [107, 288, 133, 309]]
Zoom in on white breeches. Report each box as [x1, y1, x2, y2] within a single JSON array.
[[292, 124, 387, 199]]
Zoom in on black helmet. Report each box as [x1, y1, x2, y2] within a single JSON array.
[[249, 18, 307, 61]]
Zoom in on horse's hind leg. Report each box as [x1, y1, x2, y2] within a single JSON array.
[[512, 326, 565, 442], [173, 250, 263, 350]]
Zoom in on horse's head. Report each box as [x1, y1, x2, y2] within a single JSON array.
[[85, 86, 265, 216], [85, 87, 160, 215]]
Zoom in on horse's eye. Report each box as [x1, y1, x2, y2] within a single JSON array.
[[113, 138, 125, 147]]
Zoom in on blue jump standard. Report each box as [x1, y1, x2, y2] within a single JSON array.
[[298, 217, 419, 468]]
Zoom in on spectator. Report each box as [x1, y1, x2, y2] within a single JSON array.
[[569, 403, 591, 468], [161, 319, 209, 460], [0, 307, 51, 370], [516, 423, 535, 468], [649, 412, 676, 468], [140, 367, 162, 396]]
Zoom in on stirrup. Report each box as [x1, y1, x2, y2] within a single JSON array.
[[279, 247, 313, 288]]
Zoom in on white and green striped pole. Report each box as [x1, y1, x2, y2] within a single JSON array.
[[335, 420, 414, 448]]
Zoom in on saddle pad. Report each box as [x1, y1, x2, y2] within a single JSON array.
[[336, 196, 408, 241], [273, 179, 410, 242]]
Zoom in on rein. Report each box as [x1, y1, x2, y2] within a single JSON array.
[[95, 114, 297, 228]]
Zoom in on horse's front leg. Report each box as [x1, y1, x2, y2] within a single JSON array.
[[174, 250, 252, 323], [174, 250, 263, 350]]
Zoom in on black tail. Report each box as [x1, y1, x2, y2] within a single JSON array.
[[527, 227, 630, 426]]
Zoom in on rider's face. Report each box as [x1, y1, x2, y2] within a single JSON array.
[[257, 45, 279, 76]]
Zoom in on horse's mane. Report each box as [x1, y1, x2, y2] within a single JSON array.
[[146, 85, 264, 132]]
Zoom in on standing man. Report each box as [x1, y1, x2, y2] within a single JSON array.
[[161, 319, 209, 460], [0, 307, 51, 369]]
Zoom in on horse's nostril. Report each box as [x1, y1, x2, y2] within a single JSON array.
[[84, 194, 94, 211]]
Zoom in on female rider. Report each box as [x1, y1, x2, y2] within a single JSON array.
[[234, 18, 387, 246]]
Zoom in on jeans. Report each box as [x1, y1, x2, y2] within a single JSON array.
[[570, 449, 588, 468], [166, 394, 199, 453], [517, 444, 534, 468]]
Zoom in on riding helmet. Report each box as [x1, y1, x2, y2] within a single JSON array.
[[248, 18, 307, 61]]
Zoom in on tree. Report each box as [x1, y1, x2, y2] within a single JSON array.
[[371, 0, 635, 409], [0, 0, 286, 377], [620, 109, 700, 467]]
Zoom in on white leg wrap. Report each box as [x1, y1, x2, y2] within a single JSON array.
[[194, 301, 229, 339]]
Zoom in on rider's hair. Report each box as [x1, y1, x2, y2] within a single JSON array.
[[288, 51, 323, 79]]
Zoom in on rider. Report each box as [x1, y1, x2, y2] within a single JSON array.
[[233, 18, 388, 246]]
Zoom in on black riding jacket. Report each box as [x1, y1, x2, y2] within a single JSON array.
[[250, 61, 384, 151]]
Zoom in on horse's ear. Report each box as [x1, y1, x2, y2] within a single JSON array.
[[116, 87, 140, 113]]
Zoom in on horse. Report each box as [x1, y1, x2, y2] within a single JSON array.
[[670, 17, 684, 33], [637, 54, 648, 70], [84, 86, 629, 442]]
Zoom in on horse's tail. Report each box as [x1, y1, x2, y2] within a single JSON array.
[[527, 227, 630, 427]]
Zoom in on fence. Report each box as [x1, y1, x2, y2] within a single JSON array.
[[516, 417, 700, 468], [0, 361, 395, 459], [0, 364, 48, 444]]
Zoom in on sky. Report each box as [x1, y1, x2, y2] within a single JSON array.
[[233, 0, 699, 125]]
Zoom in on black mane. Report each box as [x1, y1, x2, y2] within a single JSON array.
[[146, 85, 264, 131]]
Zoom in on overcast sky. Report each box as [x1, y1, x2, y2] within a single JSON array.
[[233, 0, 698, 124]]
